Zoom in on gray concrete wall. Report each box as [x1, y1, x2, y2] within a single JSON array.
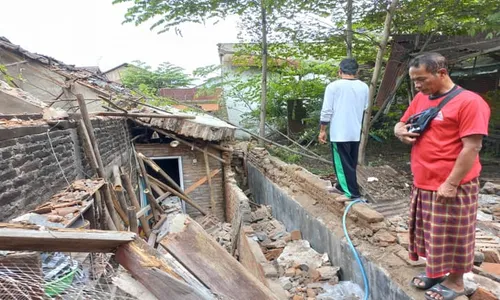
[[248, 163, 412, 300]]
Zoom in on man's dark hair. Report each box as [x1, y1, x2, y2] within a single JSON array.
[[409, 52, 448, 74], [339, 58, 359, 75]]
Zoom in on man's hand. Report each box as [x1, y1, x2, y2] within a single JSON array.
[[318, 131, 327, 144], [394, 123, 420, 145], [436, 181, 458, 203]]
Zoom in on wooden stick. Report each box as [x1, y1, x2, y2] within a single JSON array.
[[204, 147, 216, 215], [184, 169, 221, 195], [112, 165, 124, 192], [95, 112, 195, 119], [76, 94, 123, 230], [127, 206, 138, 234], [136, 151, 161, 221], [98, 95, 128, 113], [148, 175, 207, 216], [133, 119, 227, 164], [148, 214, 167, 247], [120, 172, 151, 237], [150, 183, 165, 198], [0, 224, 136, 252], [95, 190, 107, 229]]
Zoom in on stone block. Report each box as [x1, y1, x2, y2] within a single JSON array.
[[316, 266, 340, 281], [397, 233, 409, 248], [351, 203, 384, 223], [265, 248, 284, 261], [373, 229, 397, 246], [394, 249, 426, 267], [482, 249, 500, 264]]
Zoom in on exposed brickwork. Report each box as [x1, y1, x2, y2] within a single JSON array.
[[0, 118, 133, 221], [135, 143, 226, 220]]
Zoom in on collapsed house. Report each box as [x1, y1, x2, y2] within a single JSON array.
[[0, 36, 499, 300]]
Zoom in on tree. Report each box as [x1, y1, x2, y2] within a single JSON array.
[[120, 61, 193, 96]]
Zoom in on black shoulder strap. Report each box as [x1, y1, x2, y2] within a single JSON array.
[[436, 86, 463, 110]]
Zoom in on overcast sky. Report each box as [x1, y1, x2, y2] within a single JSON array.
[[0, 0, 240, 74]]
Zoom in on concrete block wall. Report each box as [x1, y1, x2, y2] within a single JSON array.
[[135, 143, 226, 220], [0, 118, 133, 221], [224, 168, 252, 241]]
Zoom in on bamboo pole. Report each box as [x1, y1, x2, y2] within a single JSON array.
[[127, 206, 138, 233], [112, 165, 123, 192], [204, 146, 216, 215], [148, 175, 208, 216], [120, 172, 151, 237], [76, 94, 122, 230]]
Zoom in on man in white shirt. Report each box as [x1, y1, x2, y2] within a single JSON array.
[[318, 58, 369, 200]]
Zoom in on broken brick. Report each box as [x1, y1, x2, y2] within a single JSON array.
[[480, 262, 500, 276], [351, 204, 384, 223], [291, 230, 302, 241], [470, 287, 497, 300], [397, 233, 409, 248], [306, 288, 316, 298], [310, 269, 321, 282], [292, 295, 304, 300], [373, 229, 397, 245], [482, 249, 500, 264], [265, 248, 283, 261]]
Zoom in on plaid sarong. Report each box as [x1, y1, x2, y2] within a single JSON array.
[[408, 178, 479, 278]]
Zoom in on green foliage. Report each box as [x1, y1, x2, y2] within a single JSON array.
[[268, 146, 302, 164], [120, 61, 193, 94], [0, 64, 17, 86]]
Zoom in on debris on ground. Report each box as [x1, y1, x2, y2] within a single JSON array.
[[197, 214, 233, 253], [248, 204, 363, 300]]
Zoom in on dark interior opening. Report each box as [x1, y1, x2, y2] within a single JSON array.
[[145, 158, 181, 190]]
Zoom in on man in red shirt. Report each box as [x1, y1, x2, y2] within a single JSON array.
[[394, 52, 490, 300]]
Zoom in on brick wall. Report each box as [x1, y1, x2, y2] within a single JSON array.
[[0, 118, 133, 221], [135, 143, 226, 220], [224, 168, 251, 241]]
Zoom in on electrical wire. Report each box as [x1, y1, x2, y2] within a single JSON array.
[[342, 199, 370, 300]]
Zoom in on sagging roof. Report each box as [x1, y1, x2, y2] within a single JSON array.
[[0, 37, 235, 141]]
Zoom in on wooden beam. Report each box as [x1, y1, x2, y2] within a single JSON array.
[[148, 175, 208, 216], [121, 172, 151, 236], [0, 224, 136, 252], [76, 94, 123, 230], [159, 215, 279, 300], [128, 206, 138, 233], [115, 238, 209, 300], [95, 112, 196, 119], [138, 153, 184, 194], [148, 214, 167, 247], [204, 147, 216, 215], [184, 169, 221, 195], [133, 119, 227, 164]]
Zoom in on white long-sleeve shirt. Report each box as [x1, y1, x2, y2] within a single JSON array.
[[320, 79, 369, 142]]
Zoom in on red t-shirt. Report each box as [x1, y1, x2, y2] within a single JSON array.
[[400, 87, 490, 191]]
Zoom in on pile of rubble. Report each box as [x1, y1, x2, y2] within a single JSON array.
[[249, 205, 363, 300], [198, 214, 233, 253], [479, 181, 500, 221]]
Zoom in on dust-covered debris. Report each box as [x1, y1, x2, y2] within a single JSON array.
[[197, 215, 233, 252]]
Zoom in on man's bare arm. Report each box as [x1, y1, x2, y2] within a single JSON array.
[[445, 134, 483, 186]]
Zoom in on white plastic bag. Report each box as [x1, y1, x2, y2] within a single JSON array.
[[317, 281, 364, 300]]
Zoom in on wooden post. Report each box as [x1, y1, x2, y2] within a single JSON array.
[[136, 151, 161, 222], [76, 94, 123, 230], [121, 172, 151, 237], [204, 146, 216, 215], [128, 206, 138, 233], [148, 175, 207, 216], [97, 189, 116, 230], [147, 214, 167, 248], [110, 188, 129, 226]]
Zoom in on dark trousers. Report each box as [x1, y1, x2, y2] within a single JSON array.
[[331, 141, 361, 198]]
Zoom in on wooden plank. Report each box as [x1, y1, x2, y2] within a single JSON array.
[[115, 238, 211, 300], [184, 169, 221, 195], [136, 150, 162, 221], [0, 224, 136, 252], [159, 215, 279, 300]]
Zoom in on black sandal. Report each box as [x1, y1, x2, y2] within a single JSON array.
[[410, 273, 447, 290], [424, 283, 466, 300]]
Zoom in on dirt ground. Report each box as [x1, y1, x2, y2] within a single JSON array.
[[299, 137, 500, 183]]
